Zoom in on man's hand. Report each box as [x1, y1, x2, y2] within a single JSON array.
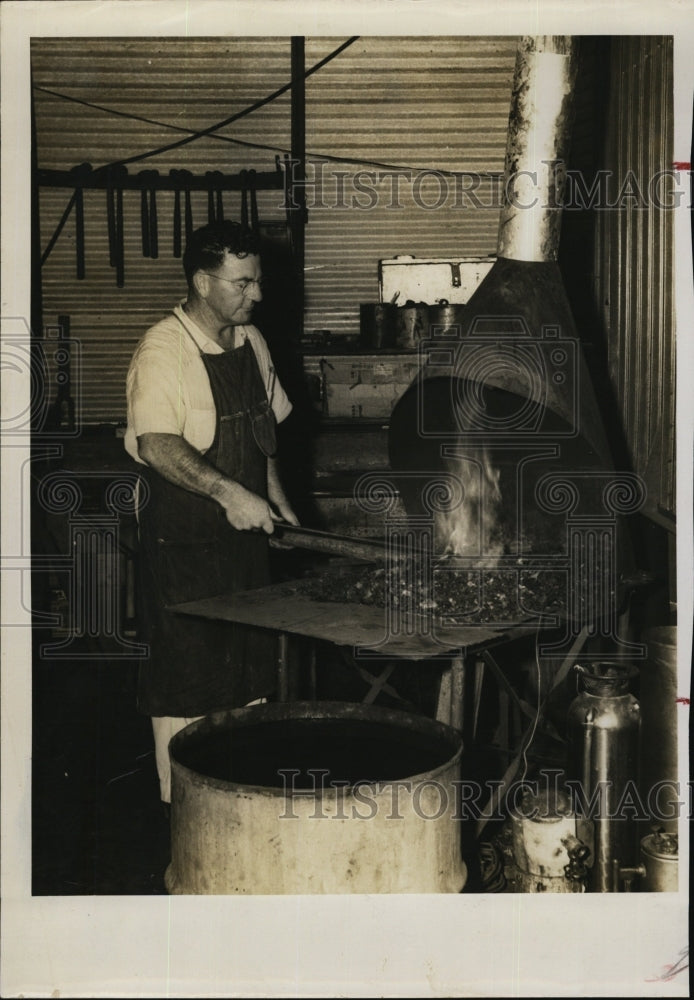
[[271, 497, 300, 526], [216, 481, 276, 534], [267, 456, 300, 527], [137, 433, 276, 534]]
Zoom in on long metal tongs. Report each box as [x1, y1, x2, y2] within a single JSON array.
[[271, 521, 388, 563]]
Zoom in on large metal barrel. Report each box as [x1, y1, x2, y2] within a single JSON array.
[[165, 701, 466, 894], [639, 626, 679, 831]]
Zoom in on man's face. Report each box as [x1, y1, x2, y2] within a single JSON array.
[[201, 251, 263, 327]]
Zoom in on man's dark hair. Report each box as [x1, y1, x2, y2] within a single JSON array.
[[183, 221, 260, 289]]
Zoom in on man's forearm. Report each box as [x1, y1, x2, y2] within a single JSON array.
[[138, 432, 232, 502], [137, 431, 274, 532]]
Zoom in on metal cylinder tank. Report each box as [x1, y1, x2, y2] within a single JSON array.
[[639, 627, 679, 831], [509, 788, 593, 893], [640, 830, 678, 892], [567, 663, 641, 892], [165, 701, 467, 894]]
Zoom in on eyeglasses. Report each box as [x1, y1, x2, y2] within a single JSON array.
[[202, 273, 266, 293]]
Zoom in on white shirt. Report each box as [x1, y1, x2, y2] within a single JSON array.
[[124, 303, 292, 464]]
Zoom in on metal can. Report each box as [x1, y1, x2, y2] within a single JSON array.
[[640, 831, 678, 892], [509, 788, 592, 893]]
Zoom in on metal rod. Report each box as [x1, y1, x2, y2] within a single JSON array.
[[36, 166, 284, 191], [277, 632, 290, 702], [290, 35, 306, 340], [273, 523, 389, 563]]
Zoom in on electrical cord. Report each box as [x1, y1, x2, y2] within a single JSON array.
[[519, 622, 544, 784], [89, 36, 359, 172], [35, 83, 503, 180]]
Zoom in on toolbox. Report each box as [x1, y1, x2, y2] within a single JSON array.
[[378, 254, 494, 305]]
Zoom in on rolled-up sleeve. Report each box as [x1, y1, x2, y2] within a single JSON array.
[[127, 338, 187, 438]]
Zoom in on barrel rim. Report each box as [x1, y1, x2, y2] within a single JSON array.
[[169, 700, 463, 798]]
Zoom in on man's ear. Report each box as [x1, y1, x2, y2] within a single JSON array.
[[191, 270, 209, 299]]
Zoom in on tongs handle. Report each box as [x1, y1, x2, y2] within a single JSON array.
[[272, 521, 387, 563]]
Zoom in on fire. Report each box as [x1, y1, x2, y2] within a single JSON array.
[[436, 449, 503, 564]]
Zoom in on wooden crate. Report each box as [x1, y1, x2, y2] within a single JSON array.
[[304, 354, 421, 419]]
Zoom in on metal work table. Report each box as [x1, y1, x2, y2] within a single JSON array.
[[172, 576, 589, 835], [172, 576, 540, 729]]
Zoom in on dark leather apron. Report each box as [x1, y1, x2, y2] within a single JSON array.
[[136, 327, 278, 717]]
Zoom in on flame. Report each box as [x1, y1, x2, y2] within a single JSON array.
[[436, 449, 503, 564]]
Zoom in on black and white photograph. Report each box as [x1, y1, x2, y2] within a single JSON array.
[[1, 1, 692, 996]]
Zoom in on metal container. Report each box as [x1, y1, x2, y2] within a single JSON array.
[[640, 626, 679, 831], [165, 701, 466, 894], [359, 303, 397, 348], [509, 788, 592, 893], [567, 663, 641, 892], [427, 300, 466, 336], [640, 830, 678, 892], [395, 302, 429, 349], [378, 255, 494, 306]]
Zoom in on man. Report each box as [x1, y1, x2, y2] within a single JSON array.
[[124, 220, 298, 803]]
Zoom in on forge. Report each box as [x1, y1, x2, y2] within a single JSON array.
[[383, 37, 637, 635]]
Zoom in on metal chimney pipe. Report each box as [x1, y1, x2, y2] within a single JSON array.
[[388, 35, 620, 558], [498, 36, 578, 262]]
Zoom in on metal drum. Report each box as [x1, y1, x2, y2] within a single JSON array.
[[640, 627, 679, 831], [165, 701, 467, 894]]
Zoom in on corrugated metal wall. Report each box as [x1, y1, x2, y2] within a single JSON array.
[[303, 36, 517, 336], [594, 36, 675, 520], [32, 31, 676, 524], [32, 37, 293, 424], [32, 36, 516, 424]]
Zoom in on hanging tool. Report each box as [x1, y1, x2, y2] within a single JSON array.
[[140, 182, 150, 257], [148, 171, 159, 258], [240, 169, 249, 230], [139, 170, 159, 258], [181, 169, 194, 244], [105, 164, 126, 286], [248, 169, 259, 232], [206, 171, 224, 223], [106, 167, 117, 266], [171, 169, 183, 257], [115, 176, 125, 287], [70, 163, 90, 279]]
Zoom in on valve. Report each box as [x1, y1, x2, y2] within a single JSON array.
[[562, 833, 591, 885]]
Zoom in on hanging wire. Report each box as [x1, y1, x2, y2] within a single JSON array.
[[40, 191, 77, 265], [34, 82, 503, 179], [37, 37, 357, 265], [519, 622, 545, 784], [89, 36, 360, 172]]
